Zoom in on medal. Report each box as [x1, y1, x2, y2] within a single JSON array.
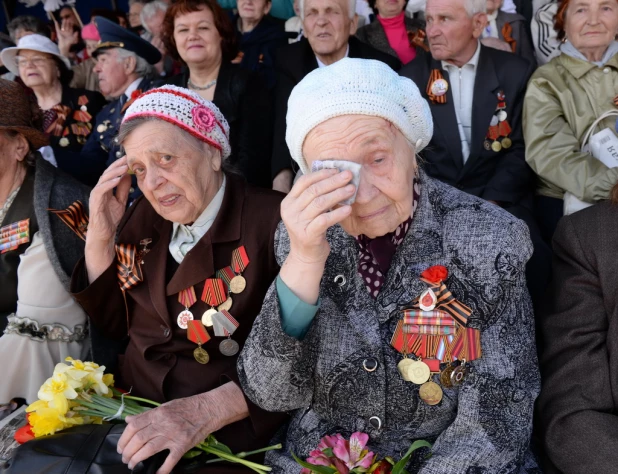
[[230, 275, 246, 294], [219, 338, 240, 356], [177, 309, 194, 329], [491, 141, 502, 152], [497, 110, 507, 121], [419, 288, 437, 311], [218, 297, 233, 311], [187, 320, 211, 364], [230, 246, 250, 294], [80, 105, 87, 112], [59, 137, 69, 147], [450, 362, 468, 386], [419, 381, 443, 405], [484, 140, 491, 151], [177, 287, 197, 329], [406, 359, 431, 385], [202, 308, 217, 327], [212, 310, 240, 337], [201, 278, 228, 326], [398, 358, 414, 381], [194, 347, 210, 364], [440, 364, 455, 388], [430, 78, 448, 97], [501, 137, 512, 149]]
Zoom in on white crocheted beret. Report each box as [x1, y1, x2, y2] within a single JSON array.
[[286, 58, 434, 175], [123, 84, 231, 159]]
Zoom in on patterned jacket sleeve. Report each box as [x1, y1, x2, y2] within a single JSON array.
[[237, 221, 319, 412], [418, 221, 541, 473]]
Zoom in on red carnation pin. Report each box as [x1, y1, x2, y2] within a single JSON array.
[[420, 265, 448, 284]]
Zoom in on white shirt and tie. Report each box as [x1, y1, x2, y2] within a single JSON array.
[[441, 42, 481, 163]]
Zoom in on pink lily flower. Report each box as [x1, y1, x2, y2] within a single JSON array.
[[332, 432, 374, 471]]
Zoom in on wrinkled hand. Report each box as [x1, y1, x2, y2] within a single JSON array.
[[118, 397, 216, 474], [281, 168, 354, 266], [88, 156, 131, 245], [480, 37, 512, 52]]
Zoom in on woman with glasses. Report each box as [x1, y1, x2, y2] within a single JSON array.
[[1, 34, 106, 186]]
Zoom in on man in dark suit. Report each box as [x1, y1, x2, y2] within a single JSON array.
[[400, 0, 549, 306], [271, 0, 401, 192]]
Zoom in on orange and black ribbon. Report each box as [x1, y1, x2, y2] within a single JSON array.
[[418, 277, 472, 327], [501, 22, 517, 54], [232, 246, 250, 274], [426, 69, 447, 105], [115, 243, 144, 291], [201, 278, 227, 307], [48, 200, 88, 241], [45, 104, 71, 136], [408, 29, 429, 52]]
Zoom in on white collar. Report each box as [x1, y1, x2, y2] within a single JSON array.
[[316, 45, 350, 68], [169, 176, 227, 264], [487, 10, 499, 21], [441, 41, 482, 71], [124, 77, 144, 99]]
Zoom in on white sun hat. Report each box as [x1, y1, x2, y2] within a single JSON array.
[[286, 58, 434, 175], [1, 34, 71, 76]]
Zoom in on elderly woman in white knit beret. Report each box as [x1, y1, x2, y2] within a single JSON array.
[[238, 58, 540, 472]]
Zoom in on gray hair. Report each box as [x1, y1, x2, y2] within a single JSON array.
[[299, 0, 356, 20], [115, 48, 156, 77], [7, 16, 50, 42], [128, 0, 149, 5], [140, 1, 169, 33], [464, 0, 486, 16]]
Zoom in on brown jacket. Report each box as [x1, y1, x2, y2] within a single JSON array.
[[71, 174, 286, 472]]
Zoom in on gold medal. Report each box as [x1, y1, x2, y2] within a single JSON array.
[[491, 141, 502, 152], [193, 346, 210, 364], [440, 365, 455, 388], [450, 364, 468, 386], [230, 275, 246, 294], [501, 137, 512, 149], [419, 381, 443, 405], [398, 358, 414, 381], [201, 308, 217, 327], [218, 297, 233, 312], [406, 360, 431, 385], [59, 137, 69, 147]]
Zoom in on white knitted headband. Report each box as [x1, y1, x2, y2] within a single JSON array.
[[123, 85, 231, 159], [286, 58, 434, 175]]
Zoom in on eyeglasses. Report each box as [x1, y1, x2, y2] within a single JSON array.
[[15, 56, 50, 68]]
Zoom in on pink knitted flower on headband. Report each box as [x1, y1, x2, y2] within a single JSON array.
[[192, 105, 217, 134]]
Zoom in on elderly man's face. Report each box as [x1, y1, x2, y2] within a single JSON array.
[[145, 9, 167, 37], [124, 120, 223, 225], [425, 0, 486, 66], [303, 115, 416, 238], [93, 49, 133, 98], [303, 0, 358, 63]]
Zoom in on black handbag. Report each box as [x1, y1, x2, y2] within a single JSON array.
[[1, 424, 164, 474]]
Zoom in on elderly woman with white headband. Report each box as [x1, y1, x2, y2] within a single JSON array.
[[70, 85, 286, 474], [238, 58, 540, 472]]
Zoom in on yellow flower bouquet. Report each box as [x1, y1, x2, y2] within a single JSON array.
[[24, 357, 279, 473]]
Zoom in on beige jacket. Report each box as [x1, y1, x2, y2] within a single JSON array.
[[523, 52, 618, 201], [70, 58, 99, 93]]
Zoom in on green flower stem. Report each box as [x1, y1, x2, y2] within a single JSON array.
[[204, 444, 283, 462], [197, 444, 271, 473], [87, 397, 142, 417], [122, 395, 161, 407]]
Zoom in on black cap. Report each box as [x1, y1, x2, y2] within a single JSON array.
[[92, 16, 161, 65]]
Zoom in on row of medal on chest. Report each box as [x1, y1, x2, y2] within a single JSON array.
[[398, 357, 468, 406]]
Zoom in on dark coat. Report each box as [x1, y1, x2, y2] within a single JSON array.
[[355, 16, 425, 62], [271, 36, 401, 180], [496, 11, 537, 67], [80, 76, 161, 190], [50, 86, 106, 186], [167, 63, 273, 188], [70, 174, 287, 473], [538, 202, 618, 474], [236, 15, 288, 89], [400, 46, 535, 207], [0, 157, 90, 331]]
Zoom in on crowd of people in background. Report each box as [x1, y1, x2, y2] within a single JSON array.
[[1, 0, 618, 472]]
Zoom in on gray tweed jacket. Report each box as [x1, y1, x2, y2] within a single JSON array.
[[238, 171, 541, 473]]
